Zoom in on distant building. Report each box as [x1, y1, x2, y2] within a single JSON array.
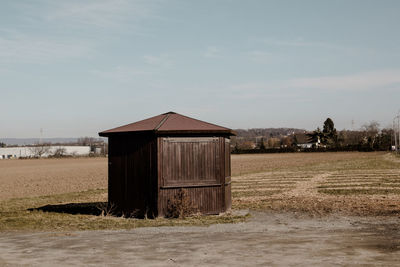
[[0, 146, 90, 159], [294, 133, 321, 149]]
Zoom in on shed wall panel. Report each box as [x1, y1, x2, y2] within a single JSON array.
[[224, 138, 232, 210], [157, 137, 228, 216], [159, 186, 223, 216], [161, 137, 220, 186], [108, 135, 157, 217]]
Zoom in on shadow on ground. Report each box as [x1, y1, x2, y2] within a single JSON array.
[[29, 202, 107, 216]]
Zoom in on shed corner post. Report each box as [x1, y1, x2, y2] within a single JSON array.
[[156, 136, 164, 217]]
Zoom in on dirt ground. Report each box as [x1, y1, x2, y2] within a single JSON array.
[[230, 152, 379, 175], [0, 211, 399, 266], [231, 152, 400, 216], [0, 152, 387, 201], [0, 158, 107, 201], [1, 152, 400, 265]]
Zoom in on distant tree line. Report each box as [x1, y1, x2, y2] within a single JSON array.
[[232, 118, 394, 153]]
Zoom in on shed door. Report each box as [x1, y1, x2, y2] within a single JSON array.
[[162, 137, 220, 186]]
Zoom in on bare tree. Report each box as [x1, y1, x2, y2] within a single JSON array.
[[361, 121, 380, 148], [362, 121, 380, 134], [77, 137, 96, 146], [29, 143, 51, 158], [51, 147, 67, 158]]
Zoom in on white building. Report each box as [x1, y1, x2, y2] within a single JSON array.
[[0, 146, 91, 159]]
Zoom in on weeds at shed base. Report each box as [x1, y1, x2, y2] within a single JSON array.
[[166, 189, 199, 218]]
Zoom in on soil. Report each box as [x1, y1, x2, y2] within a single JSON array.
[[0, 211, 399, 266], [1, 153, 400, 265], [230, 152, 383, 176], [0, 152, 384, 201], [0, 158, 107, 201], [234, 170, 400, 216]]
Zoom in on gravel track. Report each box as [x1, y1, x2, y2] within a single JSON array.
[[0, 212, 399, 266]]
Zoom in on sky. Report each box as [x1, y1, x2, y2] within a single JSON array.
[[1, 0, 400, 138]]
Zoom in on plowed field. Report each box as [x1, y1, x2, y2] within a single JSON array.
[[1, 152, 400, 216]]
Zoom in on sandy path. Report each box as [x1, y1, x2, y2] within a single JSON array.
[[0, 212, 399, 266], [277, 172, 331, 199]]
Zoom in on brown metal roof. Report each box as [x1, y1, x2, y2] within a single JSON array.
[[99, 112, 236, 136]]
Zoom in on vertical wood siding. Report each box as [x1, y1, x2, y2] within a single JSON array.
[[108, 135, 232, 217], [161, 137, 220, 185], [158, 137, 229, 216], [224, 138, 232, 210], [108, 135, 157, 217], [159, 187, 223, 215]]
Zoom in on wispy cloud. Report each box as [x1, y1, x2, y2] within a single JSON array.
[[0, 1, 164, 65], [203, 46, 221, 58], [0, 30, 91, 64], [287, 69, 400, 91], [24, 0, 162, 31], [261, 37, 352, 51], [226, 69, 400, 100], [90, 54, 172, 83], [143, 54, 172, 68], [90, 66, 153, 83], [246, 50, 273, 62]]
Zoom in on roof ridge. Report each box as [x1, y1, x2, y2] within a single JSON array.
[[99, 112, 236, 136], [154, 113, 171, 131], [162, 111, 176, 115]]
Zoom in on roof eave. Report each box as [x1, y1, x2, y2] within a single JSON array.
[[98, 130, 155, 137], [99, 129, 236, 137], [156, 129, 236, 136]]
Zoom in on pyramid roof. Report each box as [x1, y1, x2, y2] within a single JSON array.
[[99, 112, 235, 136]]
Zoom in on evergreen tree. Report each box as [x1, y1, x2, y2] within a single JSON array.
[[307, 127, 323, 143], [308, 118, 338, 147], [322, 118, 338, 146]]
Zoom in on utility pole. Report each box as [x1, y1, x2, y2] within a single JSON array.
[[40, 128, 43, 144], [394, 115, 400, 153], [393, 119, 395, 151], [394, 119, 397, 152], [396, 115, 400, 153]]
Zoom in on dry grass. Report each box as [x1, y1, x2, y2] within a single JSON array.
[[231, 152, 400, 216], [1, 151, 400, 231], [0, 157, 107, 201], [231, 152, 381, 175], [0, 157, 248, 232], [0, 189, 247, 232]]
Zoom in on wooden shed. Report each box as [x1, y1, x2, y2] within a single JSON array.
[[99, 112, 235, 217]]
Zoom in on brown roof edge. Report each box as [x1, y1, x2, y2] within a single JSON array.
[[170, 112, 231, 131], [156, 129, 236, 136], [98, 130, 155, 137], [98, 111, 236, 137], [99, 129, 236, 137]]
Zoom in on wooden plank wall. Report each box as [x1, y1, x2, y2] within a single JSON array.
[[159, 186, 223, 215], [108, 135, 232, 217], [224, 138, 232, 210], [161, 137, 220, 186], [158, 137, 227, 215], [108, 135, 157, 217]]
